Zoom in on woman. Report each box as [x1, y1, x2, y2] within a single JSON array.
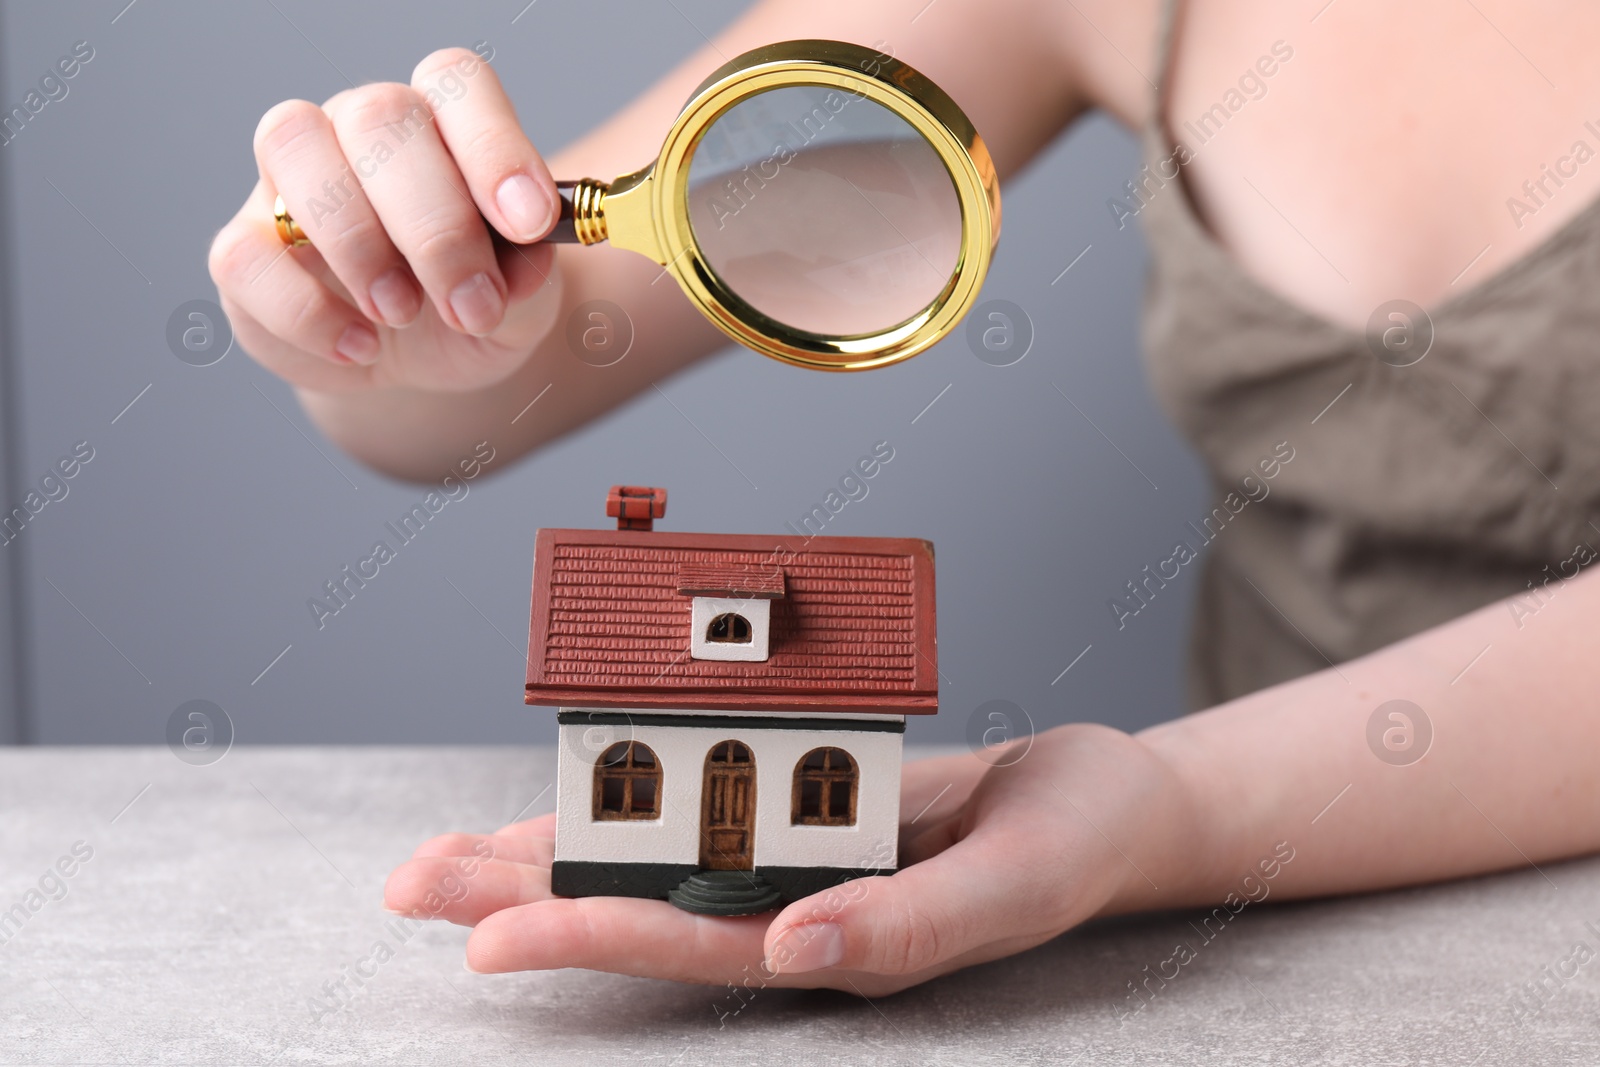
[[209, 0, 1600, 994]]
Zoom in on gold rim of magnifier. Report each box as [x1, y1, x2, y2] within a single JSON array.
[[596, 40, 1001, 372]]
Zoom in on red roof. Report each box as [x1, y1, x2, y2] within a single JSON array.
[[524, 528, 937, 714]]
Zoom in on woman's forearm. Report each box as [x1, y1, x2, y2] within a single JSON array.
[[1130, 563, 1600, 911]]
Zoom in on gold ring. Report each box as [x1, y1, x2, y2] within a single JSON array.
[[274, 194, 308, 247]]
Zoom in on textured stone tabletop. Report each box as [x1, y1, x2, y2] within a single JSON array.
[[1, 746, 1595, 1066]]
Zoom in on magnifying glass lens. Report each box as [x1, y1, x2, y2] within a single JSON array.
[[686, 85, 962, 337]]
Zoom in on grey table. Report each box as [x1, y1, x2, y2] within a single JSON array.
[[1, 747, 1594, 1066]]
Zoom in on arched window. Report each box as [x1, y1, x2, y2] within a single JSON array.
[[593, 741, 661, 820], [706, 612, 752, 644], [792, 747, 857, 826]]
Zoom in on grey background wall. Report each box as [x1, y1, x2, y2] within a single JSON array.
[[0, 0, 1210, 746], [0, 158, 18, 742]]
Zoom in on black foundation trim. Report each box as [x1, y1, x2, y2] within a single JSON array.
[[551, 860, 896, 903], [556, 711, 905, 734], [551, 860, 697, 900]]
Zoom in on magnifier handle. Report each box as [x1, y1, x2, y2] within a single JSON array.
[[546, 179, 608, 245]]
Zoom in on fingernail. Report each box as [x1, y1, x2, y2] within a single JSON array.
[[765, 922, 845, 974], [335, 322, 379, 365], [370, 267, 420, 327], [496, 173, 555, 242], [449, 272, 506, 335]]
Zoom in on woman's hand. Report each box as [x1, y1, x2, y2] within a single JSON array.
[[382, 724, 1199, 997], [208, 47, 565, 396]]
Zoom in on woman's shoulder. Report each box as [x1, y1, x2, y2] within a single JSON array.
[[1052, 0, 1167, 130]]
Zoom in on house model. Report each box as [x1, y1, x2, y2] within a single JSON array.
[[525, 486, 938, 916]]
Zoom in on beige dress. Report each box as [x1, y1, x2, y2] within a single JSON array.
[[1139, 0, 1600, 709]]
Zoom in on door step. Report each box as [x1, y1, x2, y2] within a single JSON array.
[[667, 869, 783, 917]]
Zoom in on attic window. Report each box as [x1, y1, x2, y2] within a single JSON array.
[[706, 612, 752, 644], [681, 563, 784, 662]]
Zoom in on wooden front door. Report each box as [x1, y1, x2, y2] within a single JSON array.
[[699, 740, 755, 870]]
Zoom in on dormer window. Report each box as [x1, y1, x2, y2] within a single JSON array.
[[678, 563, 785, 662]]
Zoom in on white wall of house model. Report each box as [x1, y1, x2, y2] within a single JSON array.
[[554, 709, 904, 870]]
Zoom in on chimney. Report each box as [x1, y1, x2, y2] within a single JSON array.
[[606, 485, 667, 531]]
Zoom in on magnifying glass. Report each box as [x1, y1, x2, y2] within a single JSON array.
[[277, 40, 1001, 372]]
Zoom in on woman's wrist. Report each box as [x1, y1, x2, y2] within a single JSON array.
[[1109, 728, 1221, 915], [1129, 681, 1339, 913], [1042, 723, 1219, 922]]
